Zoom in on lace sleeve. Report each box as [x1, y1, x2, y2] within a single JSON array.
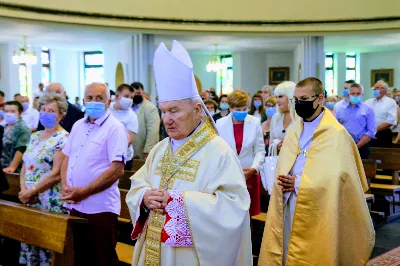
[[162, 191, 193, 247]]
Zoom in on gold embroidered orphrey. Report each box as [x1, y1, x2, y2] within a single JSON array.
[[144, 118, 217, 266]]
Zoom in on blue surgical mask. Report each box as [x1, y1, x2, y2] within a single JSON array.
[[265, 107, 277, 118], [22, 102, 29, 111], [343, 90, 349, 97], [40, 112, 57, 129], [350, 95, 363, 105], [253, 101, 262, 108], [326, 102, 335, 110], [4, 113, 18, 124], [232, 111, 248, 121], [85, 102, 106, 119], [373, 90, 381, 98], [220, 103, 229, 110], [0, 110, 4, 118]]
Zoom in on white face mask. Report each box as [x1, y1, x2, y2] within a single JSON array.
[[119, 97, 133, 110], [209, 111, 215, 116]]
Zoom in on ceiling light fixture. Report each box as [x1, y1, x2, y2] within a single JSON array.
[[12, 36, 37, 65], [206, 44, 227, 72]]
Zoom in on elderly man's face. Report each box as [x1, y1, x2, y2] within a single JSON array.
[[84, 84, 111, 108], [374, 82, 386, 98], [160, 100, 202, 140]]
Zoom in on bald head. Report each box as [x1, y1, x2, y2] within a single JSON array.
[[45, 83, 66, 99]]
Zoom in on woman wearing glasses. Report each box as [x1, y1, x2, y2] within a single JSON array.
[[270, 81, 297, 151]]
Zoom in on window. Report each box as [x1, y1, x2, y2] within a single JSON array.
[[84, 51, 104, 85], [217, 55, 233, 95], [41, 48, 51, 85], [325, 53, 334, 96], [346, 52, 356, 82], [19, 63, 28, 96]]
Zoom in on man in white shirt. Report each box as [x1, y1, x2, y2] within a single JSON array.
[[365, 80, 397, 147], [109, 84, 139, 170], [20, 96, 39, 132], [34, 83, 45, 98]]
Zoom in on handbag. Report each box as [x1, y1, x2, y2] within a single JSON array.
[[260, 141, 279, 195]]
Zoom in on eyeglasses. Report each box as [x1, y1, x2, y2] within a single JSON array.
[[291, 95, 319, 105]]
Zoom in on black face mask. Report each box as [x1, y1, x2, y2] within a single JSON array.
[[132, 95, 143, 105], [294, 97, 319, 119]]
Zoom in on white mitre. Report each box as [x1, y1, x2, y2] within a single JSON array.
[[153, 40, 217, 131]]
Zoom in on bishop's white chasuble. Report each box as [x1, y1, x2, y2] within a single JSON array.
[[126, 118, 253, 266]]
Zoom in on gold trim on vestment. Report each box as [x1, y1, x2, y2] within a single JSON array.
[[144, 118, 217, 266]]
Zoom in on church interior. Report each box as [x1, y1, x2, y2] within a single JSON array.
[[0, 0, 400, 265]]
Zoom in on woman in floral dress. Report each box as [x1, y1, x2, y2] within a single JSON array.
[[18, 93, 69, 266]]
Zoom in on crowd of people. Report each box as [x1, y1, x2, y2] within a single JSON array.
[[0, 40, 392, 266]]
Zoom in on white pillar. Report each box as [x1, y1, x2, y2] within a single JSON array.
[[131, 34, 156, 102], [0, 42, 20, 101], [301, 37, 324, 82]]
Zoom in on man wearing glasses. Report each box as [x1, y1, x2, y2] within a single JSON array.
[[258, 77, 374, 266]]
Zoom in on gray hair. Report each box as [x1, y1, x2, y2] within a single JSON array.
[[38, 92, 68, 116], [375, 80, 389, 92], [85, 82, 110, 101], [184, 97, 206, 116]]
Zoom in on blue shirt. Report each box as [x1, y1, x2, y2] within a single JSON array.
[[132, 103, 142, 113], [336, 102, 376, 143]]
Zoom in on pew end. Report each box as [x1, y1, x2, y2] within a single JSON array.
[[0, 200, 87, 266]]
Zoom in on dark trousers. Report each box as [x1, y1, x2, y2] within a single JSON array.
[[70, 209, 119, 266], [125, 159, 133, 171], [358, 144, 370, 159], [370, 128, 393, 148]]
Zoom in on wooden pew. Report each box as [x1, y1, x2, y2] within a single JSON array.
[[0, 200, 86, 266], [362, 159, 379, 192], [119, 170, 135, 190], [132, 159, 145, 172], [116, 188, 135, 264], [370, 148, 400, 185]]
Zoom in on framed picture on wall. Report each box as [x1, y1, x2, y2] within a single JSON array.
[[371, 69, 394, 87], [269, 67, 290, 85]]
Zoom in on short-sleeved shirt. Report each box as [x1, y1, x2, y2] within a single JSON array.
[[23, 129, 69, 211], [109, 102, 139, 161], [62, 110, 128, 215], [365, 96, 398, 127], [0, 119, 31, 171], [21, 108, 40, 130]]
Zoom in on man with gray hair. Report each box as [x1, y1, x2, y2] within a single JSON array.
[[336, 83, 376, 158], [365, 80, 397, 147], [38, 82, 84, 132], [126, 41, 252, 266], [61, 82, 128, 266]]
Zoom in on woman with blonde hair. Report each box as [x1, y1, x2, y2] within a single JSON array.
[[270, 81, 296, 151], [216, 89, 265, 216], [262, 97, 277, 152]]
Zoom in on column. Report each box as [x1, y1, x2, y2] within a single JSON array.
[[131, 34, 156, 102], [301, 36, 325, 82]]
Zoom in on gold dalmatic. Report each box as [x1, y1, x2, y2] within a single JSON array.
[[144, 118, 217, 266]]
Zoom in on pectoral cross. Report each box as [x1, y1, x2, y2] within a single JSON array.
[[300, 148, 308, 158]]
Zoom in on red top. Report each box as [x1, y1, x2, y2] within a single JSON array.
[[233, 123, 244, 155]]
